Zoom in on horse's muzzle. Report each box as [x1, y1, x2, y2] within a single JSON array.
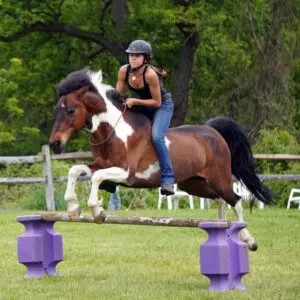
[[49, 140, 65, 154]]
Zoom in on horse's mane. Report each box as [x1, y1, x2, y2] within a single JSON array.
[[57, 67, 151, 126], [57, 67, 125, 109]]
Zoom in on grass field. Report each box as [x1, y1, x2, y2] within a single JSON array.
[[0, 207, 299, 300]]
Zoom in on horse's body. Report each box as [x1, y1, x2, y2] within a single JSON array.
[[49, 68, 273, 251]]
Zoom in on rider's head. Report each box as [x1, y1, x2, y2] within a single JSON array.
[[125, 40, 153, 68]]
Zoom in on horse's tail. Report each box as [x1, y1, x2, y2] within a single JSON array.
[[206, 116, 274, 207]]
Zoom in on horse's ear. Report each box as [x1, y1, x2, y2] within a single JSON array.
[[76, 86, 89, 99]]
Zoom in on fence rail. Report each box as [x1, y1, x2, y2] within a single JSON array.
[[1, 145, 300, 211], [2, 152, 300, 165], [0, 151, 93, 164]]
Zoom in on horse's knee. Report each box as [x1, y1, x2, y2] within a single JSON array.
[[68, 165, 91, 178]]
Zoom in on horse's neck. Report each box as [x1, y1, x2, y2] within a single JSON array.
[[86, 92, 153, 155], [90, 123, 123, 166]]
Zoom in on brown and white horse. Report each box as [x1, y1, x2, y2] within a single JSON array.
[[49, 68, 273, 251]]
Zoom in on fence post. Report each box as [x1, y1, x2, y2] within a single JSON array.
[[42, 145, 55, 211]]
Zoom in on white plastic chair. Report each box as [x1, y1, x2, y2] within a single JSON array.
[[158, 184, 194, 210], [199, 198, 211, 209], [229, 181, 264, 209], [287, 188, 300, 210]]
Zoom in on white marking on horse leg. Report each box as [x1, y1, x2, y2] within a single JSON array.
[[88, 167, 129, 218], [232, 200, 258, 251], [216, 199, 226, 220], [65, 165, 92, 214]]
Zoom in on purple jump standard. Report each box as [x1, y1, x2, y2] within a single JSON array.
[[16, 215, 249, 291], [199, 221, 249, 291], [16, 215, 63, 278]]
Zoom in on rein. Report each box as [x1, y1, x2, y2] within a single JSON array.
[[88, 92, 127, 146]]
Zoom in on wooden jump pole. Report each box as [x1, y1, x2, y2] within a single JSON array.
[[16, 214, 249, 291], [41, 212, 231, 228]]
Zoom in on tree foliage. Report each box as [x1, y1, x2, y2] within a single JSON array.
[[0, 0, 300, 155]]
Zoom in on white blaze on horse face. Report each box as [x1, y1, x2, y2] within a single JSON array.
[[135, 137, 172, 180], [87, 70, 134, 148]]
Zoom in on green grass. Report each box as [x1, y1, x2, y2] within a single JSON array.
[[0, 207, 300, 300]]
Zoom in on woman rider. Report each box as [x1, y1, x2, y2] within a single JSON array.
[[115, 40, 175, 196]]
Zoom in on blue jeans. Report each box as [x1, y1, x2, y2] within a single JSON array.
[[152, 97, 175, 184], [108, 187, 121, 210]]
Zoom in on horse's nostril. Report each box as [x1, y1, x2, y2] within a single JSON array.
[[49, 140, 61, 153], [50, 140, 59, 148]]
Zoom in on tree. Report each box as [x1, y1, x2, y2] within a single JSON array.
[[0, 0, 202, 129], [1, 0, 300, 155]]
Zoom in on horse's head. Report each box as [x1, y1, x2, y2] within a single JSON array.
[[49, 68, 126, 154], [49, 87, 89, 153], [49, 68, 101, 153]]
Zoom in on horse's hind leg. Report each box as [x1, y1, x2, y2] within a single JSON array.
[[232, 200, 258, 251], [178, 177, 257, 250], [178, 178, 226, 219], [65, 165, 92, 215], [210, 180, 258, 251]]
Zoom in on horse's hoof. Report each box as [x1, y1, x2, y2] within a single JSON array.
[[67, 206, 81, 217], [247, 239, 258, 251], [92, 207, 106, 224], [93, 212, 106, 224]]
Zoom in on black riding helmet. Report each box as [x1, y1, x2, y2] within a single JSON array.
[[126, 40, 153, 58]]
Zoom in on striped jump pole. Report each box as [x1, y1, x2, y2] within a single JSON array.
[[16, 213, 249, 291]]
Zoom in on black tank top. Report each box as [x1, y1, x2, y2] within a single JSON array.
[[125, 65, 169, 100]]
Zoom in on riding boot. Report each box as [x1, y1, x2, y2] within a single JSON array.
[[160, 183, 175, 196]]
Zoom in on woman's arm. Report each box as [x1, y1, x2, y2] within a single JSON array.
[[115, 65, 127, 93]]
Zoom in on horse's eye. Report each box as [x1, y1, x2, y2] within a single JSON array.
[[67, 108, 75, 115]]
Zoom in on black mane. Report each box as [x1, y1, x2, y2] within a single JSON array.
[[57, 68, 125, 107], [106, 89, 127, 110], [57, 67, 97, 96], [57, 68, 151, 125]]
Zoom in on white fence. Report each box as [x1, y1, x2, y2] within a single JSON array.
[[1, 145, 300, 211]]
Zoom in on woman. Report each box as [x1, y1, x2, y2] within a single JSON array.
[[115, 39, 175, 195]]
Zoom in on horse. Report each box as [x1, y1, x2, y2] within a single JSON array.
[[49, 68, 273, 251]]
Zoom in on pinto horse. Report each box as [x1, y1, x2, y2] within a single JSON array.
[[49, 68, 273, 251]]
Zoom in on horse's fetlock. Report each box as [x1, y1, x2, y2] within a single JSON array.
[[64, 193, 76, 202], [67, 203, 81, 215]]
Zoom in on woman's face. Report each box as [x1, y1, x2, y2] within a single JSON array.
[[129, 54, 145, 69]]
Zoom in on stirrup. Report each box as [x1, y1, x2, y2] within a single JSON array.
[[160, 184, 175, 196]]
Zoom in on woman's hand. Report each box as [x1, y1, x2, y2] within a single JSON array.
[[125, 98, 136, 108]]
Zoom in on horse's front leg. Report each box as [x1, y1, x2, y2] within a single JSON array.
[[232, 200, 258, 251], [65, 165, 92, 215], [88, 167, 129, 221], [216, 199, 226, 220]]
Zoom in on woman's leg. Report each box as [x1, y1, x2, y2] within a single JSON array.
[[152, 98, 175, 193], [108, 187, 121, 210]]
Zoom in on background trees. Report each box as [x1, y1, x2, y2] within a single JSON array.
[[0, 0, 300, 155]]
